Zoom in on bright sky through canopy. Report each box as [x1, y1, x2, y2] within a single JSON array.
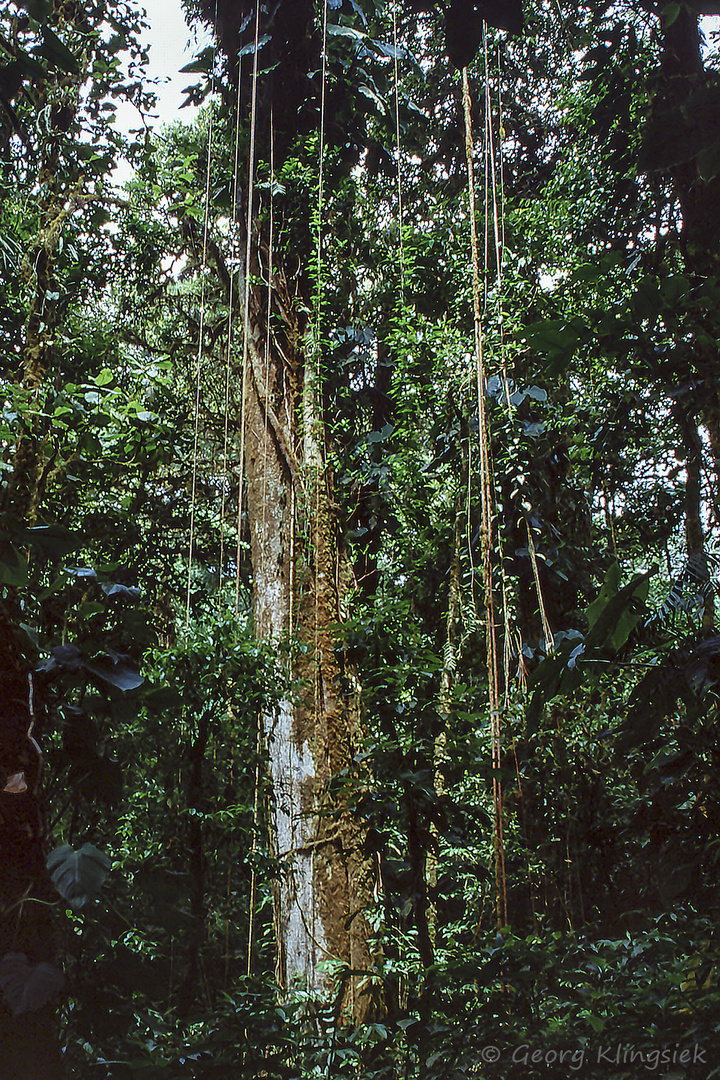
[[114, 0, 209, 139], [139, 0, 209, 127], [112, 0, 211, 183]]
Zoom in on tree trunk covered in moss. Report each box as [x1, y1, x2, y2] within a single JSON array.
[[242, 259, 373, 1016], [658, 6, 719, 624], [658, 5, 720, 278], [197, 0, 378, 1013]]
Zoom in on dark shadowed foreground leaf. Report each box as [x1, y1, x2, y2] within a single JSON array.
[[0, 953, 65, 1015], [47, 842, 111, 908]]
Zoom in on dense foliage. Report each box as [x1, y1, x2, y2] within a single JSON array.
[[2, 0, 720, 1076]]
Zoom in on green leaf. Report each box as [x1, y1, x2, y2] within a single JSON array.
[[26, 524, 80, 557], [521, 319, 586, 374], [0, 553, 29, 587], [179, 46, 216, 74], [525, 688, 546, 734], [358, 84, 387, 114], [698, 136, 720, 182], [38, 25, 80, 74], [662, 2, 681, 28], [367, 422, 394, 444], [586, 562, 622, 631], [0, 953, 65, 1015], [585, 564, 652, 652], [660, 274, 690, 308], [47, 843, 111, 909], [236, 33, 271, 59], [13, 0, 53, 21], [618, 636, 720, 751], [83, 653, 144, 691], [570, 263, 604, 284], [144, 685, 183, 713], [327, 24, 366, 41]]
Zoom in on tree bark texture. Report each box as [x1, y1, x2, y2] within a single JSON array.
[[659, 5, 720, 277], [204, 0, 374, 1014], [243, 268, 373, 1018]]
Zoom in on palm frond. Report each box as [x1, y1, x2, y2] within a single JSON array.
[[651, 551, 720, 626]]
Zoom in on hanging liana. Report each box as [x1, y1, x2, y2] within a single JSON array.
[[462, 62, 507, 928]]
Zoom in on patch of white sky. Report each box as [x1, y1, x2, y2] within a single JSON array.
[[112, 0, 214, 184]]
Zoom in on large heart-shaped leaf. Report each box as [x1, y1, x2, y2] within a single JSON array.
[[47, 843, 111, 908], [83, 654, 144, 691], [0, 953, 65, 1015]]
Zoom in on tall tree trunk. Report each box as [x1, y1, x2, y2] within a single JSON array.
[[202, 0, 376, 1015], [658, 6, 720, 278], [703, 389, 720, 530], [243, 270, 373, 1017], [658, 6, 720, 625], [672, 403, 714, 625], [673, 407, 705, 559]]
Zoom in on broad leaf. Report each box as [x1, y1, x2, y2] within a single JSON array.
[[585, 564, 652, 652], [698, 136, 720, 182], [37, 25, 80, 74], [615, 635, 720, 751], [0, 953, 65, 1015], [83, 654, 144, 691], [47, 843, 111, 908]]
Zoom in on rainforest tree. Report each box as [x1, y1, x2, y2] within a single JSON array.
[[2, 0, 720, 1075]]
